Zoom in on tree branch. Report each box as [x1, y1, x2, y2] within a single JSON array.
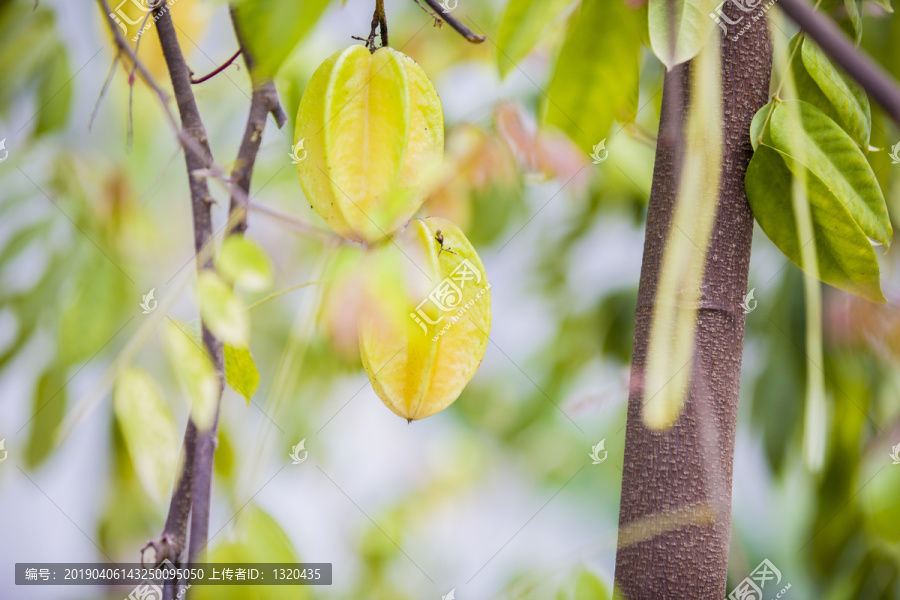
[[151, 2, 225, 569], [226, 5, 288, 236], [778, 0, 900, 127], [416, 0, 485, 43]]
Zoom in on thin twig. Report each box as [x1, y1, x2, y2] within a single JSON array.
[[191, 48, 243, 84], [778, 0, 900, 126], [127, 10, 153, 150], [88, 55, 120, 131], [416, 0, 485, 43]]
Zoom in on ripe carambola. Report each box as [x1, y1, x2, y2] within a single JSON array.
[[295, 45, 444, 243], [359, 218, 491, 421]]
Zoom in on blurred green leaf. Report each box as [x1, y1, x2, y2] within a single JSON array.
[[196, 271, 250, 347], [224, 343, 259, 403], [556, 568, 611, 600], [844, 0, 862, 44], [545, 0, 641, 150], [495, 0, 573, 78], [25, 367, 67, 468], [34, 45, 72, 135], [233, 0, 331, 81], [648, 0, 715, 70], [193, 505, 308, 600], [58, 253, 132, 365], [113, 367, 179, 505], [163, 320, 218, 430], [217, 235, 273, 292], [746, 100, 890, 302]]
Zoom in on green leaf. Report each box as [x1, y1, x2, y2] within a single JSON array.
[[545, 0, 642, 149], [196, 271, 250, 347], [58, 254, 131, 365], [648, 0, 715, 70], [34, 45, 71, 135], [232, 0, 331, 81], [217, 235, 273, 291], [556, 568, 611, 600], [192, 505, 308, 600], [224, 344, 259, 404], [25, 368, 67, 468], [799, 36, 871, 148], [871, 0, 894, 12], [767, 100, 890, 245], [113, 367, 179, 505], [746, 101, 889, 302], [163, 320, 219, 430], [496, 0, 574, 78]]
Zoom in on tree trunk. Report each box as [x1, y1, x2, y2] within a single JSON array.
[[613, 14, 772, 600]]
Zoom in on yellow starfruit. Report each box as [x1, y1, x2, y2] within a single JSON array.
[[359, 217, 491, 421], [295, 45, 444, 243]]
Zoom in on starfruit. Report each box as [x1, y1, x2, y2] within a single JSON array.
[[359, 218, 491, 421], [295, 45, 444, 243]]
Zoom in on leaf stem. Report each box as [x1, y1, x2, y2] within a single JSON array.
[[245, 281, 325, 312]]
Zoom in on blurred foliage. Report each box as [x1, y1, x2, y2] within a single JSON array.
[[1, 1, 899, 599]]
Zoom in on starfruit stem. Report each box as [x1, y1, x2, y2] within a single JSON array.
[[364, 0, 388, 52]]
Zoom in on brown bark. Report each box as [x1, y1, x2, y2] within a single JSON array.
[[613, 11, 772, 600]]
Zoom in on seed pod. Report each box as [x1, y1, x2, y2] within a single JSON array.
[[295, 45, 444, 243], [359, 218, 491, 421]]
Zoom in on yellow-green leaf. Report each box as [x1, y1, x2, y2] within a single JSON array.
[[217, 236, 273, 292], [224, 344, 259, 404], [232, 0, 331, 81], [196, 271, 250, 347], [545, 0, 642, 149], [113, 367, 179, 505], [648, 0, 716, 70], [496, 0, 574, 78], [163, 320, 219, 430]]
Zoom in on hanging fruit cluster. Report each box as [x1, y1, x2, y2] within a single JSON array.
[[295, 45, 491, 421]]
